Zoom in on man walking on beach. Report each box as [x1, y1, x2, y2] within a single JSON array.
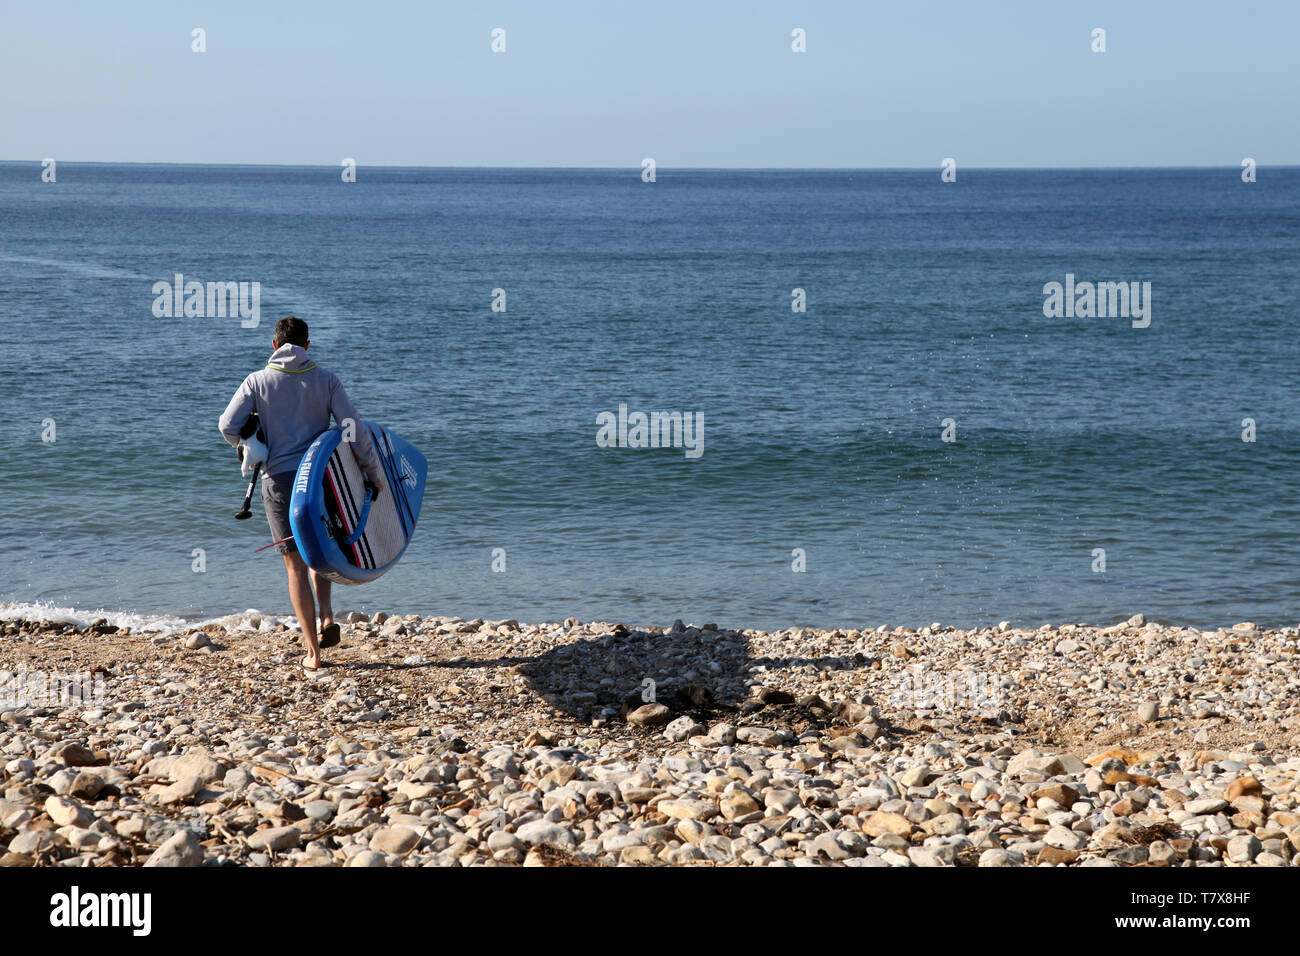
[[218, 316, 386, 670]]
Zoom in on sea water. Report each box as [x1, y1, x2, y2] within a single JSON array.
[[1, 164, 1297, 630]]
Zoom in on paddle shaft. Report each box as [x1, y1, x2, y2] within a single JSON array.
[[235, 463, 262, 519]]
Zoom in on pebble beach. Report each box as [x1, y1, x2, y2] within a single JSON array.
[[2, 611, 1298, 867]]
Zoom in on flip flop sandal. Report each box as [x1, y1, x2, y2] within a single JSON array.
[[319, 623, 342, 649]]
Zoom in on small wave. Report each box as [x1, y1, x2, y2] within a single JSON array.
[[257, 286, 345, 321], [0, 255, 154, 281], [0, 602, 291, 634]]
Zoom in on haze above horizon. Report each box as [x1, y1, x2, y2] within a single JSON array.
[[1, 0, 1296, 168]]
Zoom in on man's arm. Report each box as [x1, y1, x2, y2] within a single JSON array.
[[328, 375, 386, 490], [218, 379, 255, 448]]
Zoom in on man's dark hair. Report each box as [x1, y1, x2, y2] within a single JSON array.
[[273, 316, 309, 348]]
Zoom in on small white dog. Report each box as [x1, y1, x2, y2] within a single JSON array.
[[237, 412, 269, 477]]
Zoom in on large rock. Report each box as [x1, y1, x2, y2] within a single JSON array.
[[620, 787, 659, 804], [55, 742, 98, 767], [515, 820, 577, 848], [909, 846, 956, 867], [657, 799, 718, 821], [970, 779, 999, 802], [68, 772, 106, 800], [675, 819, 710, 845], [708, 723, 737, 745], [1086, 747, 1156, 768], [1226, 835, 1261, 863], [1109, 845, 1148, 865], [663, 716, 704, 742], [862, 811, 913, 838], [143, 829, 203, 867], [1038, 846, 1081, 865], [1147, 841, 1177, 866], [246, 826, 301, 852], [899, 764, 933, 788], [303, 800, 336, 821], [8, 831, 59, 855], [1044, 826, 1087, 850], [44, 795, 93, 828], [1056, 754, 1089, 775], [170, 752, 228, 786], [398, 780, 440, 800], [1007, 750, 1065, 777], [487, 830, 522, 852], [627, 704, 671, 728], [620, 845, 657, 865], [812, 832, 852, 861], [922, 812, 966, 836], [979, 849, 1016, 867], [1104, 770, 1159, 788], [371, 827, 421, 855], [1226, 776, 1262, 800], [764, 788, 800, 812], [158, 775, 205, 805], [720, 791, 761, 821], [735, 726, 787, 746], [1033, 784, 1079, 807]]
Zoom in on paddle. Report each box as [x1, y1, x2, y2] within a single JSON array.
[[234, 463, 261, 519]]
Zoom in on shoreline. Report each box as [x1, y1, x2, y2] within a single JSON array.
[[2, 612, 1297, 867], [4, 599, 1297, 644]]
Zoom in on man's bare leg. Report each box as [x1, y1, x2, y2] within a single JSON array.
[[311, 568, 333, 631], [284, 552, 322, 668]]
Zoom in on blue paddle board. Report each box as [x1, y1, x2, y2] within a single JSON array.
[[289, 421, 427, 584]]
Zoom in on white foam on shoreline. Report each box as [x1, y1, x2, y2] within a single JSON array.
[[0, 602, 293, 634]]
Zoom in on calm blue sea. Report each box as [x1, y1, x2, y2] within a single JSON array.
[[1, 164, 1298, 631]]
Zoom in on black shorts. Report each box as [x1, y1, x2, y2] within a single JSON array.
[[261, 470, 299, 555]]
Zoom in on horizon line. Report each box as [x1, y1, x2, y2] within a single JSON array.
[[2, 159, 1294, 172]]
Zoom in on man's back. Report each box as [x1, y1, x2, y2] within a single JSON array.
[[219, 342, 383, 481]]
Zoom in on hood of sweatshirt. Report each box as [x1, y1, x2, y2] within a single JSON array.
[[265, 343, 318, 373]]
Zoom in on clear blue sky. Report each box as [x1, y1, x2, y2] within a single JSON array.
[[1, 0, 1295, 167]]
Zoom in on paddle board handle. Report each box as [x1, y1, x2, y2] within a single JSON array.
[[342, 487, 375, 546]]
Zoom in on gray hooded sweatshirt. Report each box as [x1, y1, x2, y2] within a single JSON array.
[[218, 343, 385, 486]]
